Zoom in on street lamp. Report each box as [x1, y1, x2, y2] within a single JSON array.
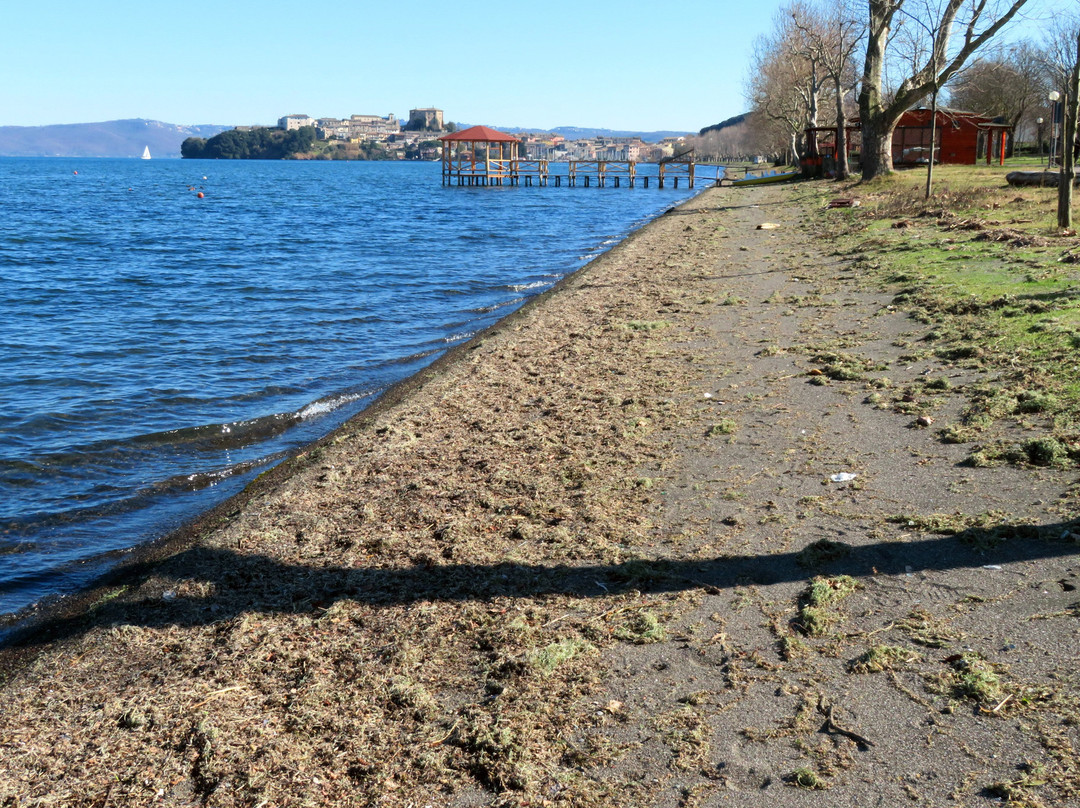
[[1049, 91, 1061, 168], [1037, 118, 1045, 165]]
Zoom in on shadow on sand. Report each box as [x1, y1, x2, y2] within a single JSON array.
[[6, 516, 1078, 654]]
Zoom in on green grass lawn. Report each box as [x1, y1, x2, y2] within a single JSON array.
[[808, 164, 1080, 467]]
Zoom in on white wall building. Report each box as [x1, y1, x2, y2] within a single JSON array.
[[279, 114, 316, 130]]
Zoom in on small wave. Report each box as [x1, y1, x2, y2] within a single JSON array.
[[505, 280, 549, 292], [168, 455, 283, 493], [1, 450, 289, 535], [137, 413, 302, 451], [297, 392, 367, 421], [468, 297, 526, 314], [366, 348, 442, 370], [442, 330, 478, 344], [7, 407, 309, 471]]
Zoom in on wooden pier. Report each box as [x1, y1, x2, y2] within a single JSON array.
[[440, 125, 713, 189]]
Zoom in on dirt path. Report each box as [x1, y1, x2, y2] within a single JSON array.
[[1, 182, 1078, 807]]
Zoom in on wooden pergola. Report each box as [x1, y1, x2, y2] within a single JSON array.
[[439, 125, 521, 186], [437, 125, 698, 189]]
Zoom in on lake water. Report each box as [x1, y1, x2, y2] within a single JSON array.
[[0, 157, 706, 625]]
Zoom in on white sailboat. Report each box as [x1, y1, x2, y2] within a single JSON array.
[[141, 146, 151, 160]]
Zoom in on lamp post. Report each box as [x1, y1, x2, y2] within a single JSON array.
[[1049, 91, 1061, 168], [1036, 117, 1045, 166]]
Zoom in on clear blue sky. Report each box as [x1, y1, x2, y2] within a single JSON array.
[[1, 0, 791, 132]]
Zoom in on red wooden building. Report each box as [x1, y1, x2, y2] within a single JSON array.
[[805, 107, 1013, 175], [889, 107, 1011, 165]]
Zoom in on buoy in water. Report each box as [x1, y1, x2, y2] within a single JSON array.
[[197, 192, 204, 199], [73, 170, 78, 175]]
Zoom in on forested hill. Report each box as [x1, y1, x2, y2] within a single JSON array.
[[181, 127, 317, 159], [699, 114, 748, 136], [0, 119, 229, 157]]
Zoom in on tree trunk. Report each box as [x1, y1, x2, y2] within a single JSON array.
[[925, 88, 940, 199], [1058, 27, 1080, 231], [859, 114, 895, 179], [858, 1, 893, 179], [834, 77, 850, 181]]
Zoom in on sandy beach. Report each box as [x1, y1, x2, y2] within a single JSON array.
[[2, 180, 1078, 807]]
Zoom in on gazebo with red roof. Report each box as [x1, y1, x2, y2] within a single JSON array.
[[439, 125, 521, 186]]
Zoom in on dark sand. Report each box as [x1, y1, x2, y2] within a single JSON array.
[[1, 181, 1077, 807]]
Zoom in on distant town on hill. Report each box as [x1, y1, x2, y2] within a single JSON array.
[[176, 111, 695, 162], [0, 113, 696, 159]]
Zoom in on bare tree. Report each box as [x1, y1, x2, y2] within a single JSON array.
[[791, 0, 865, 179], [949, 44, 1048, 135], [858, 0, 1032, 180], [1055, 23, 1080, 229], [1040, 13, 1080, 91], [1033, 12, 1080, 227], [692, 119, 760, 163], [747, 7, 828, 163], [890, 0, 963, 196]]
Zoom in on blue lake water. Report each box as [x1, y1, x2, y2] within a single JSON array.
[[0, 157, 707, 623]]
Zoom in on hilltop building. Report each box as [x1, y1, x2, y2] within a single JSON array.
[[406, 108, 444, 131], [279, 114, 316, 130], [313, 114, 400, 141]]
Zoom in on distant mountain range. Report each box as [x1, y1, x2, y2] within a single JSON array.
[[0, 119, 231, 158]]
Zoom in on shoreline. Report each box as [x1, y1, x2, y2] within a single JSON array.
[[3, 180, 1078, 807], [0, 187, 702, 652], [0, 171, 700, 643]]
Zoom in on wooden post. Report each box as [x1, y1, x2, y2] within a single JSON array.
[[1059, 27, 1080, 230]]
